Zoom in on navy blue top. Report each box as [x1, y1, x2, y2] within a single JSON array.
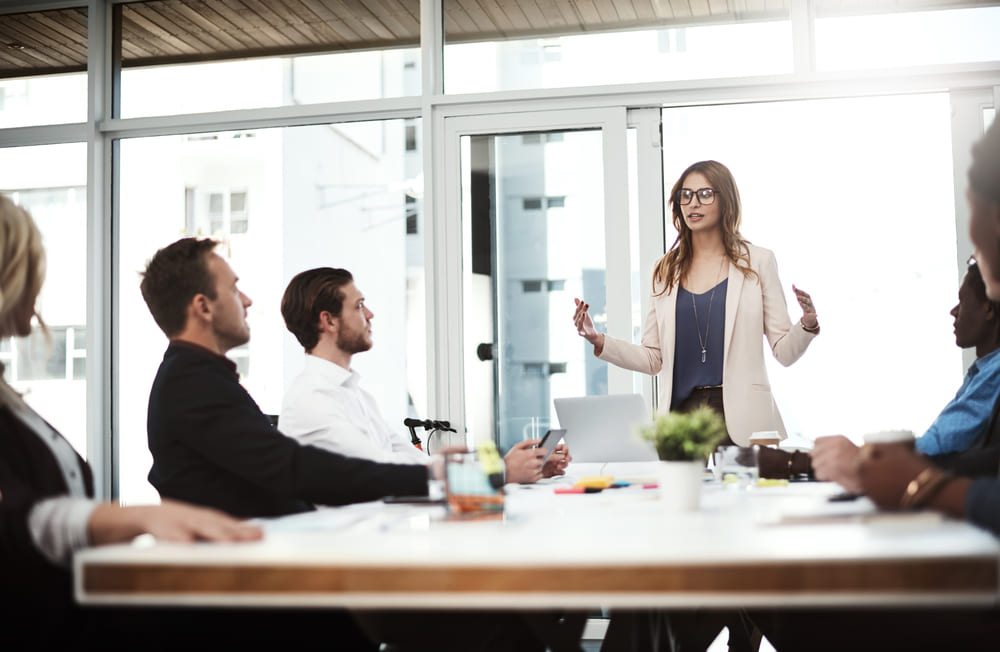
[[671, 279, 727, 410]]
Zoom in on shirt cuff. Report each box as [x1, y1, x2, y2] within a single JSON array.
[[965, 477, 1000, 536], [27, 496, 100, 567]]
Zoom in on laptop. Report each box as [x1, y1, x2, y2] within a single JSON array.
[[553, 394, 659, 463]]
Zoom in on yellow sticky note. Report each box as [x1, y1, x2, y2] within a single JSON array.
[[574, 476, 615, 489]]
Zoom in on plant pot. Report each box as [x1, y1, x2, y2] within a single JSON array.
[[658, 460, 705, 512]]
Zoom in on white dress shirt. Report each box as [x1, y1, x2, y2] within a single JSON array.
[[279, 354, 428, 465]]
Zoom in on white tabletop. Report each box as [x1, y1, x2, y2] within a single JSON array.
[[75, 464, 1000, 609]]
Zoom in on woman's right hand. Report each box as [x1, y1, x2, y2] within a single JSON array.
[[87, 500, 263, 546], [573, 298, 603, 348]]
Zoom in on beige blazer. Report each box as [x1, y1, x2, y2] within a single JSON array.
[[599, 244, 816, 446]]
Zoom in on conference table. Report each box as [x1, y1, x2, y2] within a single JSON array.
[[74, 462, 1000, 611]]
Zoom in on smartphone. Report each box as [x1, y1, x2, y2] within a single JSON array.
[[536, 429, 566, 464]]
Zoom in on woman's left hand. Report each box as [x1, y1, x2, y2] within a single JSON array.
[[793, 284, 818, 330]]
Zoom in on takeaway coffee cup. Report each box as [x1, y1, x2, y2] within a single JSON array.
[[749, 430, 780, 447]]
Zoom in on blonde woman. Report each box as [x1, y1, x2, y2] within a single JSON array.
[[574, 160, 820, 446], [0, 194, 263, 643]]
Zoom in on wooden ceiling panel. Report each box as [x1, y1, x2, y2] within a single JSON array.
[[0, 9, 87, 76], [128, 4, 206, 56], [615, 0, 639, 21], [631, 0, 659, 21]]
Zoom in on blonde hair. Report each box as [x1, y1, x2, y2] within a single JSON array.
[[653, 160, 758, 295], [0, 193, 46, 338]]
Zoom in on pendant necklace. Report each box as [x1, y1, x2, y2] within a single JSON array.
[[691, 257, 727, 364]]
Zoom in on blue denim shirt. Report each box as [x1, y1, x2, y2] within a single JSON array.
[[916, 348, 1000, 456]]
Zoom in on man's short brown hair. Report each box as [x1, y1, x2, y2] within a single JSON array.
[[140, 238, 220, 337], [281, 267, 353, 352]]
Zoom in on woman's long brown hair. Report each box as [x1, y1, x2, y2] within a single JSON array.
[[653, 160, 758, 295]]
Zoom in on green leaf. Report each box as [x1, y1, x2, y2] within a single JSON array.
[[636, 405, 729, 462]]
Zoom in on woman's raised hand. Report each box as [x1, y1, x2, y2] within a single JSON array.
[[792, 284, 819, 330], [573, 298, 599, 343]]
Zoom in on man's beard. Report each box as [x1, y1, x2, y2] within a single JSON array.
[[337, 327, 372, 354]]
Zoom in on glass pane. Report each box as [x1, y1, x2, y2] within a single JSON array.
[[661, 93, 958, 442], [816, 7, 1000, 71], [445, 19, 792, 94], [0, 73, 87, 128], [0, 144, 88, 456], [121, 46, 419, 118], [118, 119, 425, 504], [462, 129, 606, 453]]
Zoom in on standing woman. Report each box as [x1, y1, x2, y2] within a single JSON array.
[[574, 160, 819, 446]]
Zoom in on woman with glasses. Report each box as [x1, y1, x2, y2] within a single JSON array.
[[573, 159, 819, 447]]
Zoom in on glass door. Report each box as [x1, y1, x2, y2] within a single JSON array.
[[442, 109, 633, 452]]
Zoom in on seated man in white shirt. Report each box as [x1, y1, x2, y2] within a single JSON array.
[[278, 267, 571, 483]]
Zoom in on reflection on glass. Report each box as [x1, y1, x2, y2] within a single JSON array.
[[118, 120, 425, 504], [462, 130, 607, 452], [0, 144, 88, 456], [661, 93, 958, 440], [815, 7, 1000, 71]]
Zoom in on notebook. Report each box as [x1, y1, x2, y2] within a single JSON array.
[[553, 394, 659, 463]]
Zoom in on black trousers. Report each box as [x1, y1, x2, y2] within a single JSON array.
[[749, 607, 1000, 652], [354, 609, 586, 652], [600, 609, 756, 652], [675, 386, 736, 448]]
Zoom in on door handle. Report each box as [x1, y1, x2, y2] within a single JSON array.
[[476, 342, 494, 361]]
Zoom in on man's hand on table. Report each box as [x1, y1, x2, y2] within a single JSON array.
[[542, 444, 572, 478], [810, 435, 863, 493]]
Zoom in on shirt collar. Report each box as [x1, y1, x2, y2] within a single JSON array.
[[168, 339, 239, 376], [304, 353, 359, 388], [971, 347, 1000, 376]]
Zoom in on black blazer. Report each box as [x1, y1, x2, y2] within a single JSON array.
[[147, 342, 428, 518], [0, 402, 92, 626]]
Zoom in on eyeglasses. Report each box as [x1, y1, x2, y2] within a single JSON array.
[[678, 187, 717, 206]]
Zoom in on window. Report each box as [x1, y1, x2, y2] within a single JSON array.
[[815, 6, 1000, 71], [117, 1, 421, 118], [185, 188, 250, 237], [445, 1, 792, 94], [661, 93, 959, 441], [0, 145, 88, 457], [405, 123, 418, 151], [523, 197, 543, 210], [10, 326, 86, 381], [405, 196, 418, 234], [118, 118, 425, 503], [522, 280, 543, 293]]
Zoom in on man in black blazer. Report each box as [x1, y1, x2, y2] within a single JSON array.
[[138, 237, 564, 652], [140, 237, 429, 518]]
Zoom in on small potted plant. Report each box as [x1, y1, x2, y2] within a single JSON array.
[[637, 405, 728, 511]]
